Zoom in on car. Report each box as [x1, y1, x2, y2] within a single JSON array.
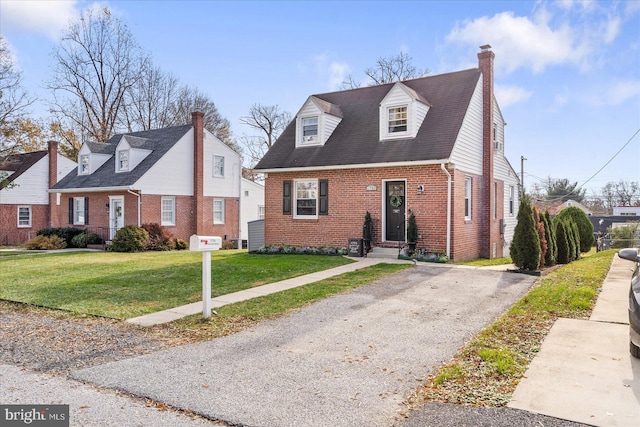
[[618, 248, 640, 358]]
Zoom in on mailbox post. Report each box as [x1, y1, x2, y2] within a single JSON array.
[[189, 235, 222, 319]]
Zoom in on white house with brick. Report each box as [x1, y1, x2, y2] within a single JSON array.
[[255, 45, 520, 261], [50, 112, 243, 244], [0, 142, 76, 245]]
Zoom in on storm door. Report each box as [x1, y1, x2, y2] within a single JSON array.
[[385, 181, 406, 242]]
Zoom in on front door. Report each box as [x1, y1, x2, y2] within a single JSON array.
[[109, 196, 124, 240], [385, 181, 405, 242]]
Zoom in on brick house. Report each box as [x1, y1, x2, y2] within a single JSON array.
[[50, 112, 242, 243], [255, 46, 520, 261], [0, 142, 76, 245]]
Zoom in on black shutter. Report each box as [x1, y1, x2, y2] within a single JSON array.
[[283, 180, 291, 215], [68, 198, 73, 224], [319, 179, 328, 215], [84, 197, 89, 225]]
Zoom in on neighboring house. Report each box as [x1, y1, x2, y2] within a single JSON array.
[[613, 206, 640, 216], [255, 45, 520, 261], [240, 178, 265, 247], [0, 142, 76, 245], [534, 199, 592, 216], [50, 112, 241, 243]]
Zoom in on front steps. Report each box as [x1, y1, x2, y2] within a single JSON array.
[[366, 247, 401, 259]]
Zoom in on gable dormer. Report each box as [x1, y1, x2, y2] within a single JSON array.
[[114, 135, 152, 173], [77, 142, 112, 175], [379, 82, 431, 141], [295, 96, 343, 148]]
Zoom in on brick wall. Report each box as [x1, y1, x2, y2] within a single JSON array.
[[0, 204, 48, 245], [263, 165, 478, 258]]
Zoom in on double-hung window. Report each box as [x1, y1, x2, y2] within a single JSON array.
[[213, 155, 225, 177], [295, 179, 318, 218], [74, 197, 86, 225], [80, 155, 90, 174], [388, 106, 407, 133], [117, 150, 129, 172], [301, 117, 318, 143], [161, 196, 176, 226], [464, 177, 472, 220], [17, 206, 31, 228], [213, 199, 225, 224]]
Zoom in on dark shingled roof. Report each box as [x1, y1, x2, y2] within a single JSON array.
[[255, 68, 481, 170], [52, 124, 192, 190], [0, 150, 48, 187]]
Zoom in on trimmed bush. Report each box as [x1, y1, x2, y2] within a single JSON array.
[[533, 207, 547, 268], [142, 223, 174, 251], [70, 232, 104, 248], [37, 227, 84, 247], [110, 226, 149, 252], [173, 238, 188, 250], [554, 206, 594, 252], [542, 211, 557, 266], [510, 196, 540, 271], [25, 235, 67, 250], [555, 221, 571, 264]]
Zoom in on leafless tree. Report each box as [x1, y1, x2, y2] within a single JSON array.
[[46, 7, 149, 142], [239, 104, 291, 166], [120, 63, 180, 132], [342, 52, 430, 89], [0, 35, 35, 157]]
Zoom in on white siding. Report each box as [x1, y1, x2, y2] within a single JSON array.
[[495, 153, 520, 257], [135, 130, 194, 195], [323, 113, 342, 145], [203, 129, 241, 198], [450, 78, 483, 174], [240, 178, 265, 240], [0, 154, 76, 205], [129, 148, 152, 171], [296, 100, 323, 146]]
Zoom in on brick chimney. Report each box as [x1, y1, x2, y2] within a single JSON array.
[[47, 140, 59, 228], [477, 45, 499, 258], [192, 111, 205, 235]]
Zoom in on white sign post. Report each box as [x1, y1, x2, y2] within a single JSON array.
[[189, 235, 222, 319]]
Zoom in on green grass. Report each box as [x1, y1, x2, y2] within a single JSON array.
[[410, 249, 616, 407], [0, 250, 354, 318], [456, 257, 512, 267], [151, 263, 411, 341]]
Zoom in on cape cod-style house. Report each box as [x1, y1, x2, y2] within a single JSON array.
[[50, 112, 242, 243], [255, 46, 520, 261], [1, 142, 76, 245]]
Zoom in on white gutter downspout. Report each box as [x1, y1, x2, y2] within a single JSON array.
[[127, 188, 141, 227], [441, 163, 452, 259]]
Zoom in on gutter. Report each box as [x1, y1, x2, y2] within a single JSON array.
[[48, 186, 135, 193], [256, 158, 450, 174], [127, 189, 141, 227], [441, 163, 452, 259]]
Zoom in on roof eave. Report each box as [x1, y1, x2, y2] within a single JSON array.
[[48, 185, 137, 193], [255, 158, 451, 174]]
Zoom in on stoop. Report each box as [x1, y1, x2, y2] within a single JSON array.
[[366, 247, 401, 259]]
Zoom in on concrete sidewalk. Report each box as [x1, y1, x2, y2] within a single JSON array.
[[127, 257, 411, 326], [508, 254, 640, 426]]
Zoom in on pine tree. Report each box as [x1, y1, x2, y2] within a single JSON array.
[[555, 206, 594, 253], [556, 221, 571, 264], [533, 207, 547, 269], [510, 196, 541, 271], [542, 211, 556, 266]]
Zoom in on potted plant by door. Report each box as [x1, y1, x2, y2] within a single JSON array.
[[406, 212, 418, 255], [363, 211, 373, 254]]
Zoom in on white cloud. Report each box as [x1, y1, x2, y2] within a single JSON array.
[[328, 62, 349, 91], [604, 80, 640, 105], [494, 84, 532, 107], [0, 0, 80, 39], [446, 11, 585, 74]]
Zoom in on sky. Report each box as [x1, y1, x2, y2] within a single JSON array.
[[1, 0, 639, 197]]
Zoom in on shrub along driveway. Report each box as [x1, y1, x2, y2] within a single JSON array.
[[72, 264, 538, 426]]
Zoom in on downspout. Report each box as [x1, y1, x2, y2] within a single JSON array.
[[441, 163, 452, 259], [237, 163, 242, 249], [127, 188, 141, 227]]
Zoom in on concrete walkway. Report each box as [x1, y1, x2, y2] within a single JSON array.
[[127, 257, 412, 326], [508, 254, 640, 426]]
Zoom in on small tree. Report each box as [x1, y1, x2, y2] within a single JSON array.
[[510, 196, 540, 271], [554, 206, 594, 252], [110, 225, 149, 252], [406, 213, 418, 243], [533, 207, 548, 268], [555, 221, 571, 264], [542, 211, 556, 266], [362, 211, 373, 253]]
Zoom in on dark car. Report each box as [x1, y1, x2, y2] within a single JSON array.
[[619, 248, 640, 358]]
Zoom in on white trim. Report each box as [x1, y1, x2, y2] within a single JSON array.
[[213, 155, 225, 177], [73, 197, 86, 225], [116, 149, 129, 172], [213, 198, 225, 224], [464, 177, 472, 221], [109, 196, 125, 239], [49, 186, 136, 193], [256, 158, 451, 174], [293, 178, 319, 219], [17, 205, 32, 228]]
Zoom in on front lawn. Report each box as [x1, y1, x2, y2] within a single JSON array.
[[0, 250, 353, 319]]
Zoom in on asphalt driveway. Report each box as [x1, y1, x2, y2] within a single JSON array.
[[72, 264, 537, 426]]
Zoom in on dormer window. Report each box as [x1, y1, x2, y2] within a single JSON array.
[[388, 106, 408, 133], [80, 155, 89, 175], [301, 116, 319, 144], [117, 150, 129, 172]]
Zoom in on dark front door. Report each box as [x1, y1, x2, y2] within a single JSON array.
[[385, 181, 405, 242]]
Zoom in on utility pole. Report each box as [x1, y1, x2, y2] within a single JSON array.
[[520, 155, 527, 198]]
